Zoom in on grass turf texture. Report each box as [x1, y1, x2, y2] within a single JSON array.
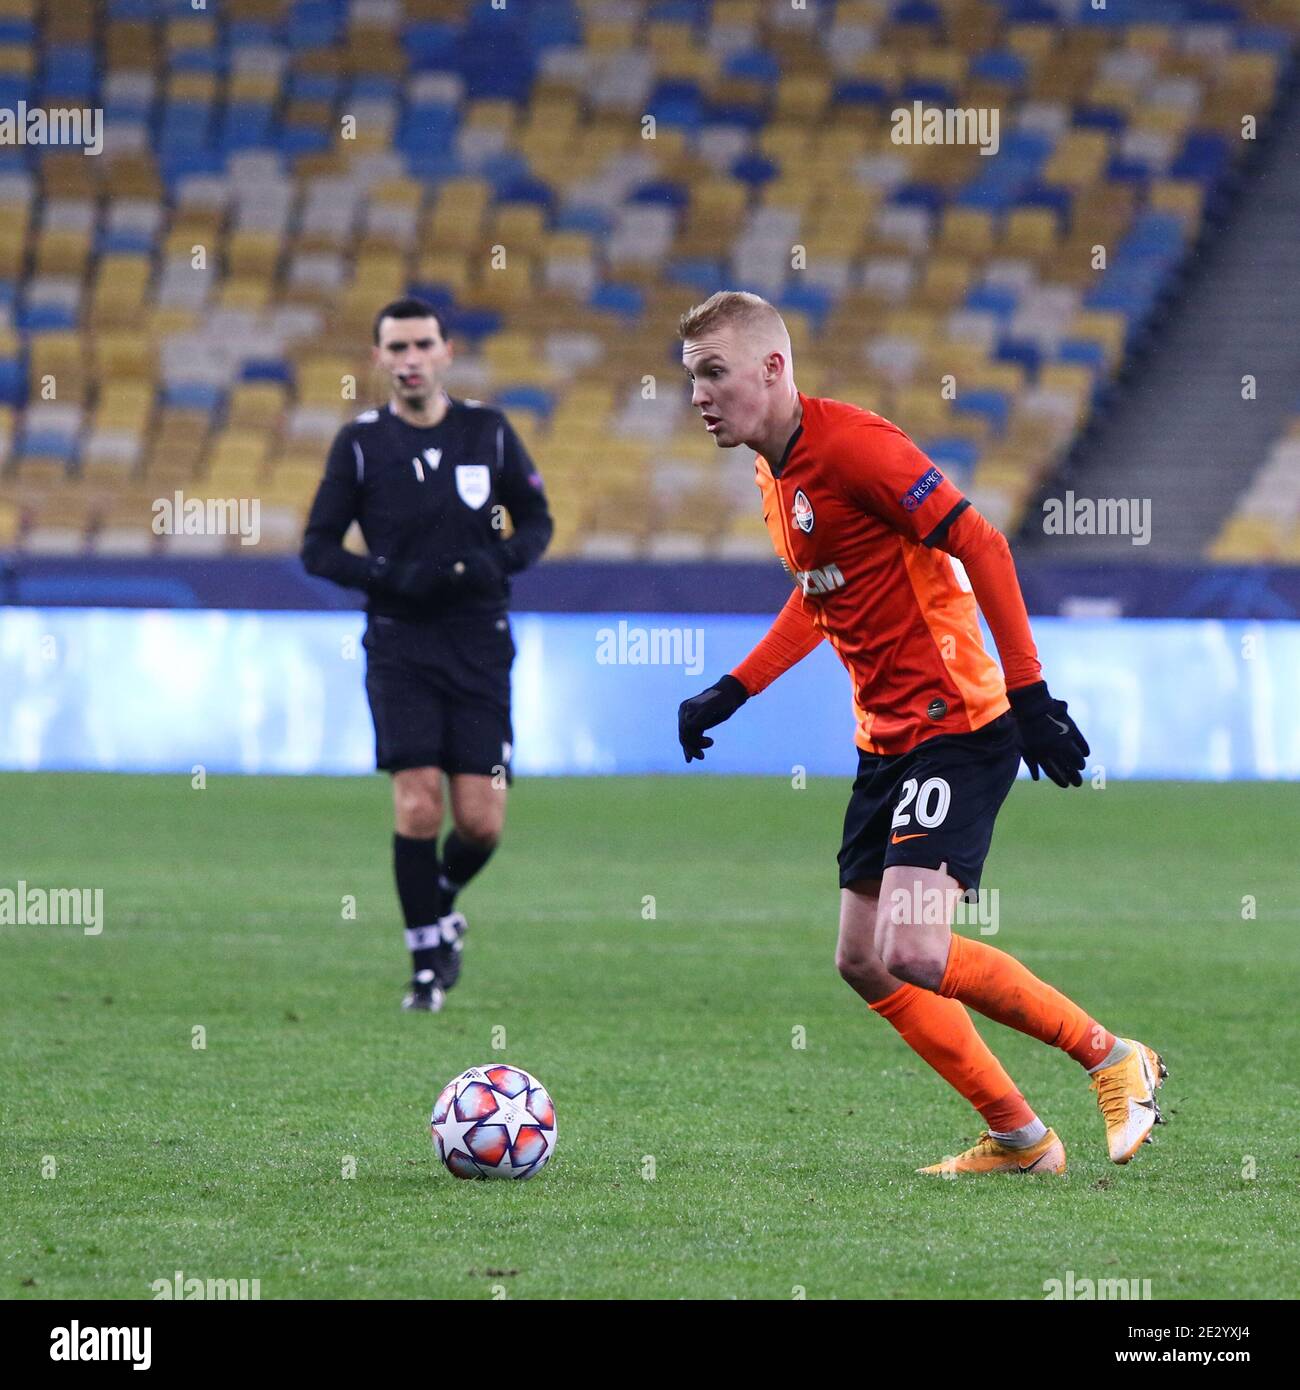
[[2, 772, 1296, 1301]]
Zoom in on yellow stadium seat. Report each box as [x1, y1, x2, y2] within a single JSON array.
[[147, 307, 199, 339], [1005, 23, 1056, 65], [1207, 514, 1278, 563], [167, 17, 215, 51], [353, 250, 406, 291], [1125, 23, 1175, 56], [228, 72, 278, 103], [13, 459, 72, 489], [40, 151, 98, 198], [774, 73, 831, 121], [465, 258, 535, 311], [1222, 51, 1279, 94], [909, 49, 966, 86], [585, 18, 634, 53], [29, 330, 85, 388], [227, 383, 287, 431], [893, 385, 954, 436], [1038, 362, 1097, 403], [424, 207, 484, 255], [94, 382, 154, 432], [36, 228, 92, 276], [1148, 178, 1203, 228], [1045, 130, 1110, 188], [167, 71, 217, 102], [226, 230, 281, 278], [0, 43, 33, 75], [1068, 310, 1127, 369], [1004, 207, 1060, 257], [93, 332, 155, 381], [938, 206, 996, 257], [492, 203, 547, 246], [207, 426, 270, 462], [414, 250, 471, 296], [965, 360, 1025, 394], [922, 340, 991, 384], [219, 278, 272, 312], [916, 257, 975, 309], [0, 227, 25, 277]]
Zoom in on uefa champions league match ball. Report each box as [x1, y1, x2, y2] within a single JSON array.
[[431, 1064, 557, 1180]]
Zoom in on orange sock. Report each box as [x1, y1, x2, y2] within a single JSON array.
[[939, 934, 1116, 1070], [870, 981, 1038, 1131]]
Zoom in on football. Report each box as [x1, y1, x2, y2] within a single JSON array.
[[431, 1064, 557, 1180]]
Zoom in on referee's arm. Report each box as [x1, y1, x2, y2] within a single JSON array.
[[494, 417, 553, 572], [301, 427, 375, 591]]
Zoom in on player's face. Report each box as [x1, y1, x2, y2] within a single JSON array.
[[682, 326, 772, 449], [374, 316, 452, 405]]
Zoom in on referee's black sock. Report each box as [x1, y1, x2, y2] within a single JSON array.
[[439, 830, 497, 914], [394, 833, 444, 975]]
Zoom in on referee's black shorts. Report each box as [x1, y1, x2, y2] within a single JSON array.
[[363, 612, 515, 781], [837, 710, 1020, 893]]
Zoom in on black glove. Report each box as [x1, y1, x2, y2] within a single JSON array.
[[367, 553, 462, 602], [678, 674, 749, 763], [450, 550, 508, 600], [368, 550, 507, 604], [1007, 681, 1090, 788]]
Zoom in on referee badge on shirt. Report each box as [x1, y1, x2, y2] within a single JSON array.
[[455, 463, 491, 509], [792, 489, 814, 533]]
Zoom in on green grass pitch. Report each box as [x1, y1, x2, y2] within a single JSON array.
[[2, 772, 1296, 1300]]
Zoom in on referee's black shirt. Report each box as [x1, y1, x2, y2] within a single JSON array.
[[301, 396, 553, 621]]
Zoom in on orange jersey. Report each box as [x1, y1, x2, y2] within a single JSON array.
[[732, 392, 1041, 756]]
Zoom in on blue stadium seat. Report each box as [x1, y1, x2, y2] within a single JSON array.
[[0, 357, 27, 407], [629, 180, 689, 209], [969, 51, 1028, 85], [163, 383, 225, 414], [724, 51, 780, 83], [19, 304, 78, 332], [778, 284, 833, 332], [589, 284, 644, 320], [1057, 340, 1108, 374], [404, 23, 460, 68], [669, 259, 726, 294], [495, 386, 555, 417], [730, 153, 778, 187], [965, 285, 1019, 320], [18, 430, 77, 463], [241, 360, 294, 385], [953, 389, 1010, 436], [649, 81, 703, 133], [996, 338, 1041, 380]]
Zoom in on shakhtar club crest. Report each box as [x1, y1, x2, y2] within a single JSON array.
[[792, 489, 814, 533]]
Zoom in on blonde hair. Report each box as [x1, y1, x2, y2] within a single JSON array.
[[678, 290, 788, 345]]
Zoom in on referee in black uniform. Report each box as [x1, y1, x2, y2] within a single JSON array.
[[302, 297, 553, 1012]]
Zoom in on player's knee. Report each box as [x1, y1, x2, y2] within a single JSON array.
[[836, 945, 885, 991], [878, 933, 942, 990], [394, 780, 442, 837], [453, 815, 500, 849]]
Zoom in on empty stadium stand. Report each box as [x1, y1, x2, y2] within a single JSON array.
[[0, 0, 1295, 563]]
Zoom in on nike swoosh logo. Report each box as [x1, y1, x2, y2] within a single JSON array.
[[890, 832, 929, 844], [1048, 715, 1071, 735]]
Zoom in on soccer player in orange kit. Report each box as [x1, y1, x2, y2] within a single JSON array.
[[677, 291, 1167, 1174]]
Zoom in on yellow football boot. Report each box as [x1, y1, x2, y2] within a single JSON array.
[[917, 1127, 1066, 1176], [1090, 1039, 1167, 1163]]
